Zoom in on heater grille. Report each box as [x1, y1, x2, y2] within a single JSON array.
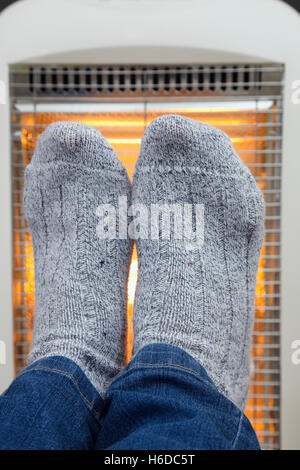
[[10, 63, 283, 450], [10, 64, 283, 98]]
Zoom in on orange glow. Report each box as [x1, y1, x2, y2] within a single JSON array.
[[126, 244, 138, 362], [13, 102, 280, 447], [128, 245, 138, 305]]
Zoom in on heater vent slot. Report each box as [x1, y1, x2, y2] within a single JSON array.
[[10, 62, 284, 450], [10, 64, 282, 98]]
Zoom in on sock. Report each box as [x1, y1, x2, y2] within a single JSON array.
[[132, 114, 264, 410], [24, 121, 132, 397]]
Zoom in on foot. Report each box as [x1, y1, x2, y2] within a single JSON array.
[[24, 121, 133, 396], [132, 114, 264, 409]]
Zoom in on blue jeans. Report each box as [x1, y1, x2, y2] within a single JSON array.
[[0, 343, 260, 450]]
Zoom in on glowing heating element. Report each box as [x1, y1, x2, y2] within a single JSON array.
[[13, 101, 280, 449]]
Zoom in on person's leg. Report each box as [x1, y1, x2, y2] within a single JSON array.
[[0, 356, 104, 450], [95, 114, 263, 450], [24, 121, 132, 395], [95, 343, 260, 450], [132, 115, 265, 411], [0, 122, 132, 449]]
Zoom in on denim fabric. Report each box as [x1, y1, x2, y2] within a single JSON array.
[[0, 343, 260, 450], [0, 356, 104, 450]]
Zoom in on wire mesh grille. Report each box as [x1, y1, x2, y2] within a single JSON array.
[[11, 64, 282, 98], [10, 63, 283, 449]]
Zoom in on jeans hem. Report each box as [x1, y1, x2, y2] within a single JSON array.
[[21, 356, 103, 422], [113, 360, 218, 392]]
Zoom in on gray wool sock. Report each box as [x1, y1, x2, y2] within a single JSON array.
[[132, 114, 264, 410], [24, 121, 132, 397]]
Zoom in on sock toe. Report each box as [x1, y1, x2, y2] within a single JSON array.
[[32, 121, 126, 173], [136, 114, 248, 177]]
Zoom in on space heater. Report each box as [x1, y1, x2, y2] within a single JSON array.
[[0, 0, 300, 450]]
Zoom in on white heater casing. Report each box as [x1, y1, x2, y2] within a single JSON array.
[[0, 0, 300, 449]]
